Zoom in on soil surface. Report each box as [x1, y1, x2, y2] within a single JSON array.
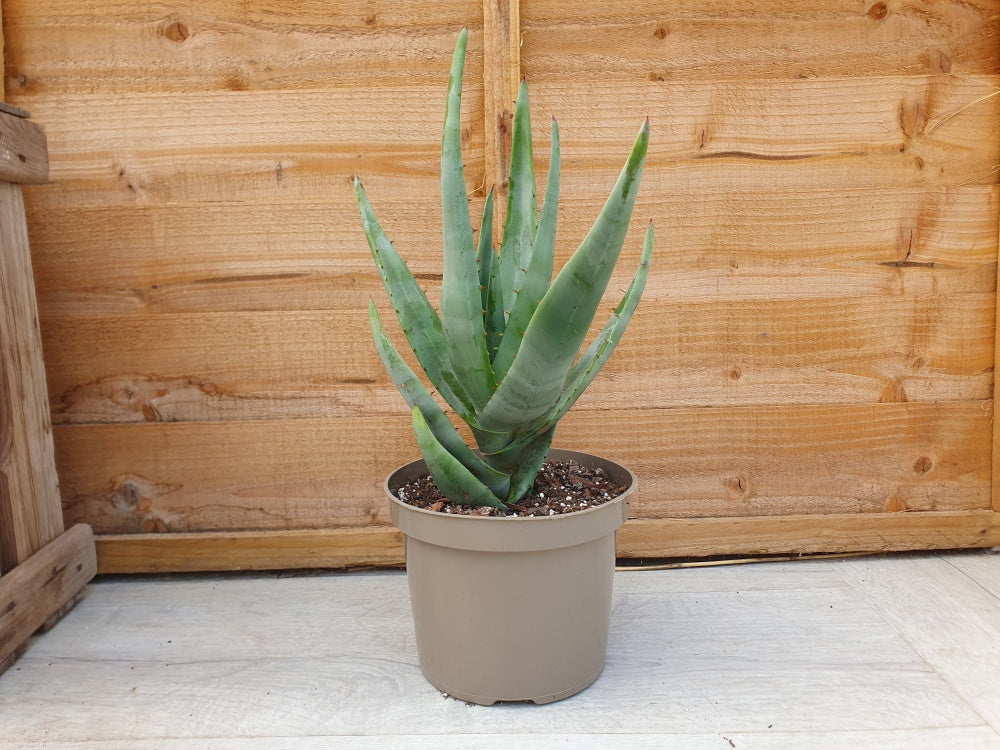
[[394, 459, 627, 517]]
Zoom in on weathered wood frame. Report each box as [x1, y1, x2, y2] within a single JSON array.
[[0, 105, 96, 672]]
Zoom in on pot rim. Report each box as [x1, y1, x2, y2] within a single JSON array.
[[386, 448, 635, 552]]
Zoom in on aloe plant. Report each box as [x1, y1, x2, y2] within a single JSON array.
[[356, 29, 652, 509]]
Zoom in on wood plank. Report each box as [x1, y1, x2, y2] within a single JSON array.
[[0, 109, 46, 184], [54, 416, 423, 534], [0, 0, 5, 103], [837, 553, 1000, 730], [947, 551, 1000, 600], [0, 523, 96, 670], [520, 0, 1000, 79], [95, 527, 403, 574], [482, 0, 521, 237], [37, 292, 995, 425], [5, 0, 997, 99], [994, 202, 1000, 512], [51, 401, 991, 535], [1, 561, 996, 743], [4, 730, 1000, 750], [523, 74, 1000, 160], [0, 182, 62, 571], [11, 73, 997, 211], [92, 510, 1000, 573], [592, 402, 992, 519], [621, 511, 1000, 559], [27, 186, 999, 316], [2, 1, 484, 94], [14, 74, 487, 207]]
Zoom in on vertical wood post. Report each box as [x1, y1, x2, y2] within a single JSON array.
[[482, 0, 522, 242], [0, 106, 96, 677], [0, 110, 55, 573], [993, 218, 1000, 513], [0, 0, 5, 102]]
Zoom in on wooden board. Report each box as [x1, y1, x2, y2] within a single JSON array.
[[0, 176, 61, 572], [519, 0, 1000, 79], [0, 523, 96, 671], [54, 401, 991, 535], [3, 554, 1000, 746], [2, 0, 998, 569], [94, 513, 1000, 574]]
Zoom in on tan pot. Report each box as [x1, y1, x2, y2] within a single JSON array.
[[387, 448, 635, 705]]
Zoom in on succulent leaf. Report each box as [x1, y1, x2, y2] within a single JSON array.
[[440, 27, 497, 411], [475, 119, 650, 433], [543, 220, 654, 427], [495, 425, 556, 504], [476, 189, 496, 324], [411, 407, 507, 509], [497, 80, 538, 319], [491, 118, 560, 381], [491, 221, 653, 460], [369, 302, 511, 500], [356, 176, 475, 420], [484, 244, 507, 361]]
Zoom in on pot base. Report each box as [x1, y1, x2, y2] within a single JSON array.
[[428, 665, 606, 706]]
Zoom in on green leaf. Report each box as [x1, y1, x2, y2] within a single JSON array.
[[476, 189, 495, 322], [471, 422, 514, 456], [492, 118, 560, 381], [476, 119, 650, 433], [497, 80, 537, 319], [369, 301, 511, 500], [484, 241, 507, 361], [411, 407, 507, 509], [440, 27, 496, 410], [548, 220, 654, 424], [355, 176, 475, 420], [476, 189, 505, 359], [496, 425, 555, 504]]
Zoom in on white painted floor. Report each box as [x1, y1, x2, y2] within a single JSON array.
[[1, 550, 999, 749]]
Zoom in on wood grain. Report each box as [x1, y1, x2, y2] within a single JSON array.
[[838, 554, 1000, 729], [0, 181, 62, 571], [27, 185, 999, 316], [3, 0, 997, 567], [483, 0, 520, 237], [994, 205, 1000, 511], [0, 523, 96, 670], [526, 75, 1000, 191], [520, 0, 1000, 79], [95, 527, 403, 573], [5, 0, 997, 96], [622, 512, 1000, 559], [36, 292, 995, 426], [3, 0, 485, 94], [0, 109, 46, 184], [11, 74, 996, 213], [92, 512, 1000, 573], [52, 401, 990, 535], [3, 730, 999, 750], [3, 556, 1000, 746]]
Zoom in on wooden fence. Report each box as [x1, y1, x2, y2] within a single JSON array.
[[4, 0, 999, 571]]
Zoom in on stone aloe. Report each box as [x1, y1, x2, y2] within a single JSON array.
[[356, 29, 652, 509]]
